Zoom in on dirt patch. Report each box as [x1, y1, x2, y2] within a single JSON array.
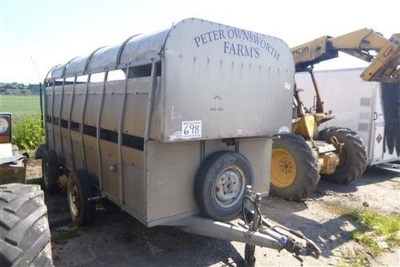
[[26, 158, 42, 179], [26, 159, 400, 266]]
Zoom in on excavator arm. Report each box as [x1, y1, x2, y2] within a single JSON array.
[[291, 28, 400, 83], [291, 28, 400, 157]]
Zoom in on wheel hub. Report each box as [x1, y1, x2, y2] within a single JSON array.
[[279, 158, 294, 174], [215, 168, 243, 207], [68, 185, 80, 217], [271, 149, 297, 188], [43, 161, 49, 186]]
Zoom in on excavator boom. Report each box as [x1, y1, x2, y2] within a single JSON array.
[[291, 28, 400, 83]]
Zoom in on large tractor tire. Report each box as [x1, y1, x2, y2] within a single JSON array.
[[270, 133, 320, 202], [319, 127, 367, 184], [0, 183, 54, 267], [194, 151, 254, 222]]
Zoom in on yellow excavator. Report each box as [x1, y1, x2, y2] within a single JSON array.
[[270, 28, 400, 201]]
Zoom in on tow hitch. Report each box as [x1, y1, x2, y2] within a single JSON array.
[[172, 186, 321, 266], [241, 186, 321, 265]]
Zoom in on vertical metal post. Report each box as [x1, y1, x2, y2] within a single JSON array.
[[51, 81, 56, 150], [117, 67, 129, 206], [59, 79, 65, 158], [244, 189, 261, 267], [143, 60, 158, 216], [39, 83, 44, 129], [96, 72, 107, 191], [68, 77, 77, 170], [309, 68, 324, 113], [80, 74, 90, 169]]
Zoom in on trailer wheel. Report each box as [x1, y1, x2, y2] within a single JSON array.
[[270, 133, 320, 202], [41, 150, 60, 193], [319, 127, 367, 184], [194, 151, 254, 222], [0, 183, 54, 267], [67, 170, 95, 226]]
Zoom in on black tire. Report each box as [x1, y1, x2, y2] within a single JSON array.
[[99, 198, 120, 212], [194, 151, 254, 222], [35, 144, 46, 159], [270, 133, 320, 202], [67, 170, 95, 226], [319, 127, 367, 184], [41, 150, 60, 193], [0, 183, 54, 267]]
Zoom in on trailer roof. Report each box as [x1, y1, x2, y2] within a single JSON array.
[[45, 17, 292, 82], [47, 27, 170, 80]]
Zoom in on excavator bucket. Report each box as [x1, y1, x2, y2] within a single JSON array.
[[361, 33, 400, 83]]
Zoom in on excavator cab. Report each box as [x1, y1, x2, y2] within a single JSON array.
[[292, 68, 336, 140]]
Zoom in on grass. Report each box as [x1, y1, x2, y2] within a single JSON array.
[[349, 209, 400, 255], [0, 95, 44, 150], [0, 95, 42, 119], [52, 228, 80, 244], [26, 177, 43, 185], [337, 249, 369, 267], [12, 115, 45, 150], [321, 201, 400, 266]]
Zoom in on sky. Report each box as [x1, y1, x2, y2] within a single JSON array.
[[0, 0, 398, 84]]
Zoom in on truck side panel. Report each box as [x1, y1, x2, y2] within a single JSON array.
[[145, 138, 271, 227], [296, 68, 400, 165]]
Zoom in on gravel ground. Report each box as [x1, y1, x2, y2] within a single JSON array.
[[26, 159, 400, 267]]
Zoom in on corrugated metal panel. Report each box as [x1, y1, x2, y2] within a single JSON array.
[[119, 30, 169, 65], [64, 56, 89, 77]]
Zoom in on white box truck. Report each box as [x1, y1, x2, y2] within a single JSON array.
[[295, 68, 400, 169]]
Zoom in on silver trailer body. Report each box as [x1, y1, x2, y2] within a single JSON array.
[[44, 18, 295, 227], [295, 68, 400, 166]]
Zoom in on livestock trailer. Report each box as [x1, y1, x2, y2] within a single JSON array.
[[40, 17, 321, 262], [295, 68, 400, 169]]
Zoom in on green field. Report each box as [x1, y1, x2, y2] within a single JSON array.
[[0, 95, 42, 119]]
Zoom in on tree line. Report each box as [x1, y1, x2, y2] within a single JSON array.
[[0, 82, 28, 89]]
